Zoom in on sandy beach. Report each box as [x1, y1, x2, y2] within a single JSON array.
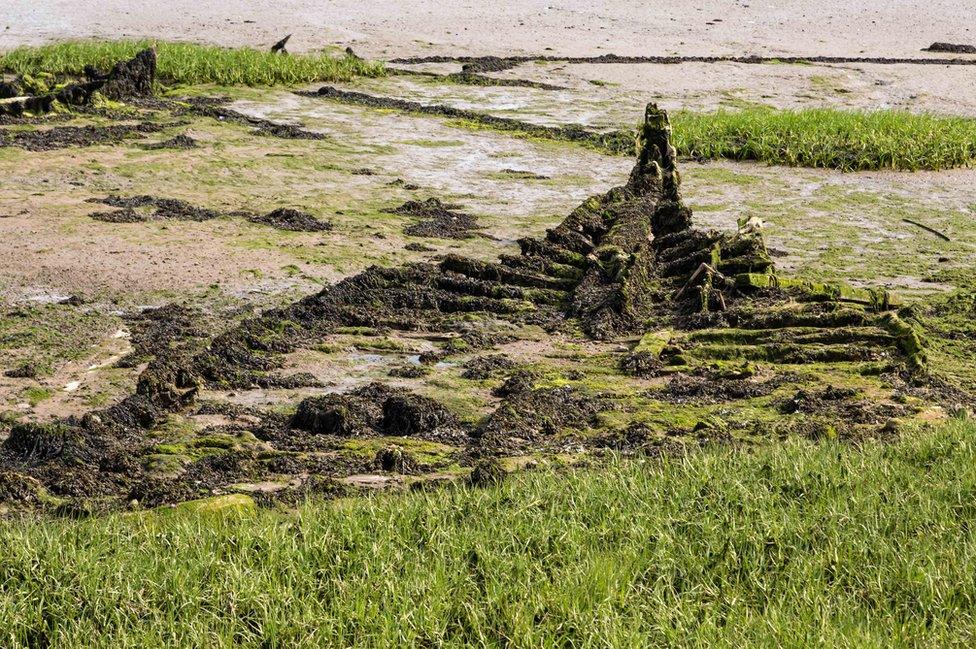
[[2, 1, 974, 60]]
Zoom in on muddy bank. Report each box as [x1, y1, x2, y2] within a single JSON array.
[[304, 86, 633, 155]]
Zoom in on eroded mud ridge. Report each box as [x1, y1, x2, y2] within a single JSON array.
[[0, 123, 169, 151], [0, 104, 962, 516], [395, 56, 566, 91], [390, 53, 976, 67], [87, 195, 332, 232]]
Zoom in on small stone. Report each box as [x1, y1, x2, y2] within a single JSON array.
[[469, 458, 505, 488]]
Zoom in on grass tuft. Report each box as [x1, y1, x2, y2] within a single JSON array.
[[0, 40, 385, 87], [3, 420, 976, 644], [671, 107, 976, 171]]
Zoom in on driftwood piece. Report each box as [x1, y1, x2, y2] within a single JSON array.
[[902, 218, 951, 242]]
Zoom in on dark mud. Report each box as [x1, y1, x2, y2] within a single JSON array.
[[391, 198, 484, 239], [304, 87, 634, 155], [442, 72, 565, 91], [492, 369, 538, 398], [118, 303, 213, 368], [374, 445, 420, 474], [0, 81, 20, 99], [88, 195, 332, 232], [468, 457, 506, 487], [0, 122, 167, 151], [388, 364, 431, 378], [657, 370, 794, 405], [88, 195, 220, 222], [4, 363, 39, 379], [461, 354, 517, 380], [245, 208, 332, 232], [287, 383, 467, 443], [473, 386, 605, 454]]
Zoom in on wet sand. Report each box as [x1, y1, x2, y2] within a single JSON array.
[[3, 1, 973, 61]]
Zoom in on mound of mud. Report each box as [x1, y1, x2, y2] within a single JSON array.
[[923, 42, 976, 54], [4, 363, 39, 379], [658, 371, 791, 405], [392, 198, 483, 239], [119, 304, 212, 368], [382, 393, 463, 439], [86, 48, 157, 100], [468, 457, 506, 487], [0, 471, 44, 510], [500, 168, 551, 180], [247, 208, 333, 232], [0, 81, 19, 99], [492, 369, 538, 397], [140, 134, 198, 150], [291, 388, 387, 437], [4, 421, 100, 465], [289, 383, 466, 442]]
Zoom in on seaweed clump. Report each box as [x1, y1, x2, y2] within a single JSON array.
[[87, 195, 332, 232], [288, 383, 466, 443], [392, 198, 483, 239]]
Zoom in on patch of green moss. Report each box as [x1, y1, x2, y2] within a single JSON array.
[[23, 386, 53, 406], [339, 437, 458, 466]]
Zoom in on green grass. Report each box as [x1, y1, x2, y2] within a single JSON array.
[[21, 386, 53, 407], [0, 40, 384, 87], [319, 87, 976, 171], [3, 419, 976, 646], [671, 108, 976, 171]]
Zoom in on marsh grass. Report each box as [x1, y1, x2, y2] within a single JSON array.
[[449, 106, 976, 171], [3, 420, 976, 646], [0, 40, 384, 87], [671, 108, 976, 171]]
